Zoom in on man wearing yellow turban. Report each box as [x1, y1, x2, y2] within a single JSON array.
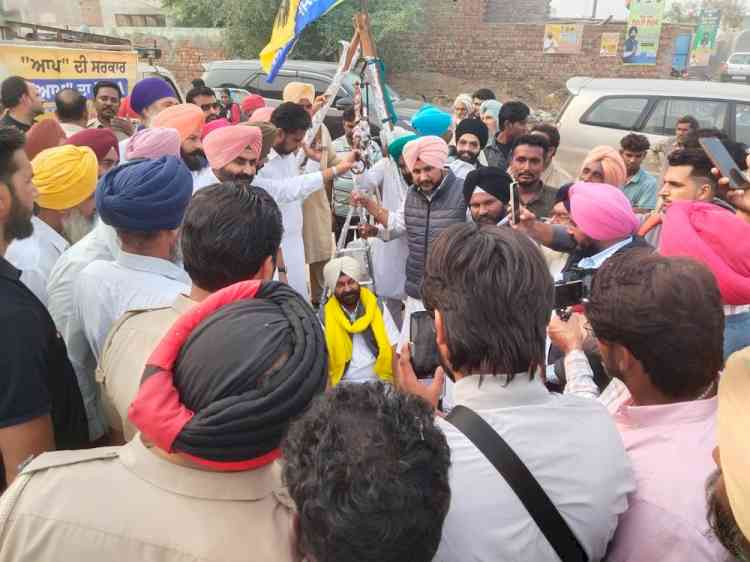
[[707, 347, 750, 560], [282, 82, 341, 308], [6, 144, 98, 304], [321, 257, 399, 387]]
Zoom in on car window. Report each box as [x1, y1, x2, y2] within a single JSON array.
[[581, 97, 649, 130], [248, 71, 298, 100], [642, 98, 728, 135], [729, 54, 750, 64], [735, 103, 750, 145], [205, 68, 251, 88]]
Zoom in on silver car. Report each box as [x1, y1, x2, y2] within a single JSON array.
[[555, 76, 750, 176], [720, 52, 750, 83]]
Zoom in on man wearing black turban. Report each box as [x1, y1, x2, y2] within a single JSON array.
[[0, 279, 327, 562], [449, 118, 490, 180], [463, 167, 512, 226]]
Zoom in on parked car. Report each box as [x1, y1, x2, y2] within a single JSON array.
[[202, 59, 424, 140], [555, 76, 750, 177], [720, 52, 750, 83], [139, 63, 184, 103], [212, 86, 251, 106]]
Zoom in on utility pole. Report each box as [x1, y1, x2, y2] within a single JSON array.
[[591, 0, 598, 19]]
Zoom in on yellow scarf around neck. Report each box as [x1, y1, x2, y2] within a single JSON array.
[[325, 287, 393, 387]]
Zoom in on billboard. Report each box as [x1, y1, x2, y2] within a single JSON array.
[[0, 45, 138, 102], [622, 0, 667, 65], [543, 23, 584, 54], [600, 32, 620, 57], [690, 8, 722, 67]]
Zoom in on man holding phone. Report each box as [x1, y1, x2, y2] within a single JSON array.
[[88, 81, 133, 142], [321, 257, 399, 387]]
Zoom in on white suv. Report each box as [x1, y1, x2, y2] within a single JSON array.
[[720, 52, 750, 83], [555, 76, 750, 176]]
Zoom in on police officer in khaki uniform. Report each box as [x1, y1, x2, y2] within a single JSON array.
[[0, 277, 327, 562], [96, 182, 283, 443]]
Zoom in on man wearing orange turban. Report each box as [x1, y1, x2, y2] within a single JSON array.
[[354, 134, 467, 351], [579, 145, 628, 188], [6, 145, 98, 304], [150, 103, 206, 172]]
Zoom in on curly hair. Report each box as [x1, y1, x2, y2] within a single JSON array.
[[620, 133, 650, 153], [282, 383, 451, 562], [587, 248, 723, 399]]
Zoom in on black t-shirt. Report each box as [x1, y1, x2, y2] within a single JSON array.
[[0, 256, 89, 450], [0, 113, 31, 133]]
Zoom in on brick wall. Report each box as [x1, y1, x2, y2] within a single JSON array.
[[484, 0, 550, 23], [92, 27, 225, 93], [407, 0, 692, 105]]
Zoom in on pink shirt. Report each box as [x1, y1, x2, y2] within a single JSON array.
[[607, 396, 732, 562]]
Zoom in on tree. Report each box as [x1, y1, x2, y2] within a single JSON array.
[[162, 0, 423, 74], [664, 0, 747, 30]]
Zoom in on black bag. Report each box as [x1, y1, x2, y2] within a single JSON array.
[[445, 405, 589, 562]]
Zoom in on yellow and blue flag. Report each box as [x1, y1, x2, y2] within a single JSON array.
[[260, 0, 348, 83]]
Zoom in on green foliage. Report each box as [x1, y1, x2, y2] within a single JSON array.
[[162, 0, 423, 74]]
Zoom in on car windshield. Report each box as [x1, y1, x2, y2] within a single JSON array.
[[729, 54, 750, 64], [341, 72, 401, 101]]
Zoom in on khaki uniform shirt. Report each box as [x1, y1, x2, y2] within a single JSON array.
[[303, 124, 339, 264], [88, 118, 131, 142], [98, 294, 197, 440], [0, 438, 299, 562]]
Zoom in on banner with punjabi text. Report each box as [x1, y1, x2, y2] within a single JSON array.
[[0, 45, 138, 102]]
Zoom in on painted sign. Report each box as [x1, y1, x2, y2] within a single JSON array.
[[622, 0, 666, 65], [690, 8, 721, 67], [0, 45, 138, 102], [543, 23, 584, 54], [600, 32, 620, 57]]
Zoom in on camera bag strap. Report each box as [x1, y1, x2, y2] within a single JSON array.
[[445, 405, 588, 562]]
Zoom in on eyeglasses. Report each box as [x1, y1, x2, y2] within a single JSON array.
[[200, 102, 221, 112]]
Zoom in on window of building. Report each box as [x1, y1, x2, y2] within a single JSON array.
[[115, 13, 166, 27]]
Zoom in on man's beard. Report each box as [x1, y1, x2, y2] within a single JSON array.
[[474, 212, 505, 227], [457, 150, 479, 164], [205, 114, 220, 123], [216, 168, 254, 184], [181, 148, 207, 172], [4, 190, 33, 243], [706, 469, 750, 559], [61, 208, 96, 244], [274, 142, 295, 156], [338, 289, 360, 309]]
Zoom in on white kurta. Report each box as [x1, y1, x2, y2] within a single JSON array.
[[6, 216, 69, 305], [257, 150, 310, 299], [448, 158, 479, 180], [354, 159, 409, 300]]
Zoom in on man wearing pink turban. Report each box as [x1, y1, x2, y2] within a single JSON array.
[[125, 127, 181, 161], [150, 103, 206, 172], [660, 200, 750, 358], [579, 146, 628, 188], [249, 107, 275, 123], [354, 134, 467, 351], [203, 125, 263, 184], [555, 181, 648, 281]]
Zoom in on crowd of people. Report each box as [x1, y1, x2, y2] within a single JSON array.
[[0, 72, 749, 562]]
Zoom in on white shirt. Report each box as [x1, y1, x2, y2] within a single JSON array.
[[434, 374, 635, 562], [70, 250, 188, 440], [448, 158, 478, 180], [341, 303, 400, 383], [6, 216, 69, 305], [257, 149, 319, 299], [194, 166, 326, 205], [47, 220, 121, 441], [354, 159, 409, 300], [75, 251, 189, 361], [576, 236, 633, 270]]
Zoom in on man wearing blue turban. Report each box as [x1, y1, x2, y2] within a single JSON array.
[[411, 105, 453, 140], [69, 156, 193, 442]]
